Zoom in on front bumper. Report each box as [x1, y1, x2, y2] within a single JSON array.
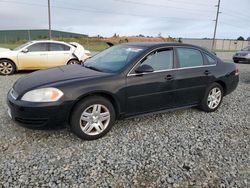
[[7, 92, 72, 128]]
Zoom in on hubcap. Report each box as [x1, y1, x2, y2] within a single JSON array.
[[80, 104, 110, 136], [207, 87, 222, 109], [0, 62, 13, 75]]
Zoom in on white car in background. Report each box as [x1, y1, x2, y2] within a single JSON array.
[[0, 40, 91, 75]]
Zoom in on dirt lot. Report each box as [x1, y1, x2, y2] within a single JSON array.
[[0, 64, 249, 187]]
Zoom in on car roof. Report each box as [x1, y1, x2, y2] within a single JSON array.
[[119, 42, 212, 54], [29, 40, 68, 44], [120, 42, 203, 48]]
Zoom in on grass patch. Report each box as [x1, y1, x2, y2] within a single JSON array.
[[213, 49, 237, 52], [0, 43, 21, 49], [0, 38, 109, 52]]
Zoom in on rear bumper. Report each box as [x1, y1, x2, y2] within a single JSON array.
[[7, 92, 72, 129], [224, 75, 239, 96]]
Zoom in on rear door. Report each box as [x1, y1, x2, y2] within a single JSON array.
[[173, 47, 215, 106], [18, 42, 48, 69], [126, 48, 177, 115], [47, 43, 71, 67]]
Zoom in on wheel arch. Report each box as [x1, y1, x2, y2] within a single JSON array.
[[68, 91, 121, 123], [67, 58, 79, 65], [0, 58, 17, 71], [214, 80, 227, 95]]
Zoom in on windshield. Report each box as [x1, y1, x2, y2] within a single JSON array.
[[13, 42, 33, 51], [84, 45, 145, 73]]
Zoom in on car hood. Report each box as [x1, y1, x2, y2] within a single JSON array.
[[13, 65, 108, 95], [0, 50, 17, 57], [235, 50, 250, 55], [0, 48, 11, 52]]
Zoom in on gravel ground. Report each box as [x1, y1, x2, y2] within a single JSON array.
[[0, 64, 249, 188]]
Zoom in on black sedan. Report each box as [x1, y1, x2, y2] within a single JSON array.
[[7, 43, 239, 140]]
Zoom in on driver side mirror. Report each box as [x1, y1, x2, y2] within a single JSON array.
[[135, 64, 154, 74], [21, 49, 29, 53]]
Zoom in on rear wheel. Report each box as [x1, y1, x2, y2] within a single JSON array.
[[0, 59, 16, 75], [70, 96, 115, 140], [200, 83, 223, 112], [67, 59, 80, 65]]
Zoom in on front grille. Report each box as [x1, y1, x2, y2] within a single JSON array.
[[15, 117, 48, 125]]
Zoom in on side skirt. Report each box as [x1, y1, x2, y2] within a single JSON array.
[[122, 104, 198, 120]]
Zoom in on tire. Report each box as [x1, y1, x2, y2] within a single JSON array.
[[67, 59, 80, 65], [199, 83, 224, 112], [233, 60, 239, 63], [70, 96, 116, 140], [0, 59, 16, 75]]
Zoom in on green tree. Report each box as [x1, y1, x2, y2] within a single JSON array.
[[237, 36, 245, 41]]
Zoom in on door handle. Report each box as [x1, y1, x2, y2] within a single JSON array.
[[204, 70, 211, 75], [165, 74, 174, 81]]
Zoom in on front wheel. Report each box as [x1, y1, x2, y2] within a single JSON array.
[[70, 96, 116, 140], [199, 83, 223, 112], [0, 60, 16, 75], [233, 60, 239, 63]]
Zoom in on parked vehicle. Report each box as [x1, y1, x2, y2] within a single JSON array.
[[233, 46, 250, 63], [7, 43, 239, 140], [0, 40, 91, 75]]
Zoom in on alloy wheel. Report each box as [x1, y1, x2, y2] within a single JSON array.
[[207, 87, 222, 109], [79, 104, 110, 136], [0, 61, 13, 75], [68, 60, 79, 64]]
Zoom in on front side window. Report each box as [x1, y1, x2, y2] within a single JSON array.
[[27, 43, 48, 52], [13, 42, 33, 51], [176, 48, 203, 68], [49, 43, 70, 51], [84, 45, 145, 73], [139, 49, 173, 71]]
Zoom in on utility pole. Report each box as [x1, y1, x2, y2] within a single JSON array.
[[212, 0, 221, 50], [48, 0, 52, 40], [28, 30, 31, 41]]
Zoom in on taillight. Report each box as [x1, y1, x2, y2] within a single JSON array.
[[85, 52, 91, 56], [235, 64, 239, 76]]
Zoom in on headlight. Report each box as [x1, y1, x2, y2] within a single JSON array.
[[21, 88, 63, 102]]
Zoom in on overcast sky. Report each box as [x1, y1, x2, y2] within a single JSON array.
[[0, 0, 249, 39]]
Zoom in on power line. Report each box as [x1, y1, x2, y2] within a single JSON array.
[[114, 0, 216, 14], [0, 0, 213, 21]]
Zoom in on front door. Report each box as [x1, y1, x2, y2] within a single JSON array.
[[126, 48, 176, 115], [18, 42, 48, 69]]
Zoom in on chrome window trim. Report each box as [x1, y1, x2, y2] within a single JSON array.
[[127, 45, 217, 77], [128, 64, 216, 77]]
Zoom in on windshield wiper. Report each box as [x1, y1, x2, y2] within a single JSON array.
[[84, 65, 103, 72]]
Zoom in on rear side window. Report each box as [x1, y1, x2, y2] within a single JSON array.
[[27, 43, 48, 52], [176, 48, 203, 68], [49, 43, 70, 51], [205, 54, 217, 65], [140, 49, 173, 71]]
